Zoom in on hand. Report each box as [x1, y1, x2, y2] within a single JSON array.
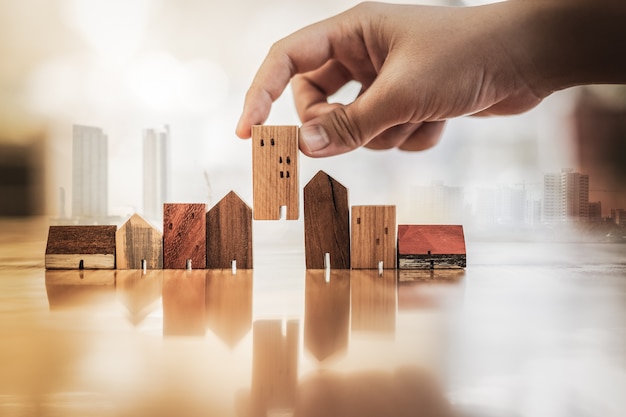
[[236, 1, 626, 158], [236, 1, 545, 157]]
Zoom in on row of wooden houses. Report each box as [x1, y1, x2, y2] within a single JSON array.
[[45, 171, 466, 271]]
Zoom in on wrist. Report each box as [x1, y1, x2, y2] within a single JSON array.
[[512, 0, 626, 94]]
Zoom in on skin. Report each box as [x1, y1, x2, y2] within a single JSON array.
[[236, 0, 626, 158]]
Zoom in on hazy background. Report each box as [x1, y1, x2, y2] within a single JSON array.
[[1, 0, 624, 227]]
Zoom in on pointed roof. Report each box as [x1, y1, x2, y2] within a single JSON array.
[[210, 190, 250, 212], [119, 213, 161, 232], [304, 170, 347, 192], [397, 225, 466, 255]]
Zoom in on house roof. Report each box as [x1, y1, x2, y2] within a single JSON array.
[[397, 225, 466, 255], [119, 213, 161, 233], [45, 225, 117, 255]]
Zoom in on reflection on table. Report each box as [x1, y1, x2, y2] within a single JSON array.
[[36, 265, 465, 417]]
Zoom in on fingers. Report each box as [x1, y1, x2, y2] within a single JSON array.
[[397, 121, 446, 151], [298, 73, 417, 157], [235, 18, 346, 139], [299, 120, 444, 158], [291, 61, 357, 122]]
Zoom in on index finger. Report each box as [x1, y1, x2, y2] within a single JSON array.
[[235, 14, 353, 138]]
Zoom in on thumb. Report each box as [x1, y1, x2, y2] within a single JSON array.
[[298, 81, 406, 157]]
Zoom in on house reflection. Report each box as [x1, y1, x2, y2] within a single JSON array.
[[205, 269, 253, 348], [304, 270, 350, 361], [397, 270, 465, 311], [116, 269, 163, 326], [247, 319, 299, 417], [162, 270, 206, 336], [294, 367, 455, 417], [350, 270, 397, 335], [45, 270, 116, 310]]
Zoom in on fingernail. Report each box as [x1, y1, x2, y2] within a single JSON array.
[[300, 124, 330, 153]]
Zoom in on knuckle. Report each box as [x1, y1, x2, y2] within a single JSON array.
[[328, 107, 364, 150]]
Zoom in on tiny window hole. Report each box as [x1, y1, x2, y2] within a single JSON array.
[[356, 217, 361, 224], [279, 156, 283, 163], [260, 139, 265, 146], [280, 171, 284, 178], [384, 227, 388, 234], [286, 171, 290, 178], [376, 238, 380, 245], [286, 156, 291, 164], [270, 138, 275, 146], [168, 223, 173, 230]]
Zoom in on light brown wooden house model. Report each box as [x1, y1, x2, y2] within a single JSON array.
[[251, 125, 299, 220], [116, 213, 163, 269], [350, 205, 396, 269]]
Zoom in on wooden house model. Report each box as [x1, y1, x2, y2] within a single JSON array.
[[351, 205, 396, 269], [251, 125, 299, 220], [206, 191, 253, 269], [116, 213, 163, 269], [397, 225, 466, 269], [303, 171, 350, 269], [163, 203, 207, 269], [45, 225, 117, 269]]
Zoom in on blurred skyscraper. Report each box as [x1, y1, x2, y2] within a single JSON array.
[[409, 181, 465, 224], [474, 185, 527, 226], [143, 125, 169, 222], [72, 124, 108, 220], [542, 169, 589, 223]]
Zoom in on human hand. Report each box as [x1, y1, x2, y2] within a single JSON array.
[[235, 1, 547, 157]]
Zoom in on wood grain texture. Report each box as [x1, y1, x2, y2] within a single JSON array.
[[304, 270, 350, 361], [206, 191, 253, 269], [304, 171, 350, 269], [397, 225, 466, 269], [251, 125, 299, 220], [350, 205, 396, 269], [116, 214, 163, 269], [45, 225, 117, 269], [163, 203, 206, 269]]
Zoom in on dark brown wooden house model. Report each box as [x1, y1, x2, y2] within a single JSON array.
[[206, 191, 253, 269], [45, 225, 117, 269], [163, 203, 207, 269], [397, 225, 466, 269], [304, 171, 350, 269]]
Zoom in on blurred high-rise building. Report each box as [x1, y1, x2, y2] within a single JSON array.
[[143, 125, 169, 222], [409, 181, 465, 224], [588, 201, 602, 222], [542, 169, 589, 223], [72, 124, 108, 220]]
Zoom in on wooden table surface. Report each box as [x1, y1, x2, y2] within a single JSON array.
[[1, 217, 625, 417]]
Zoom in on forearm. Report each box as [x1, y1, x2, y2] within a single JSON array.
[[510, 0, 626, 94]]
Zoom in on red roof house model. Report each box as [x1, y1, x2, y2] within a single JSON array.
[[397, 225, 466, 269]]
